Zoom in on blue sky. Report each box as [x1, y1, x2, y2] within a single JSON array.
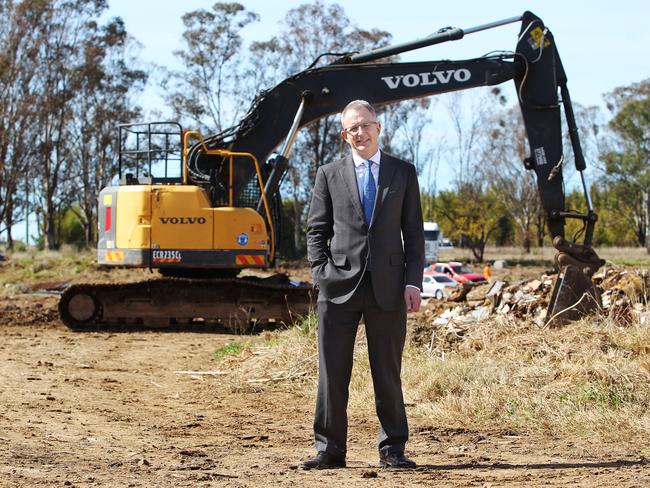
[[105, 0, 649, 108]]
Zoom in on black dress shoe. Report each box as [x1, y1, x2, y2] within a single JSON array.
[[379, 451, 416, 468], [302, 452, 346, 470]]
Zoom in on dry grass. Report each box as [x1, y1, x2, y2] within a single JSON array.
[[220, 313, 319, 391], [220, 303, 650, 444], [442, 245, 650, 267], [400, 313, 650, 443], [0, 248, 161, 296]]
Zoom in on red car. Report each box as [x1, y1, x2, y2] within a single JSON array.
[[424, 261, 487, 285]]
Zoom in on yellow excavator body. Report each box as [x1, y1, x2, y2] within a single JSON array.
[[98, 184, 270, 270]]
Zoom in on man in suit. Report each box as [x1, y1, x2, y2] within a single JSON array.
[[302, 100, 425, 470]]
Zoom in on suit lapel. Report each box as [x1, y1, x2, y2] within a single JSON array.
[[338, 156, 365, 223], [370, 152, 396, 226]]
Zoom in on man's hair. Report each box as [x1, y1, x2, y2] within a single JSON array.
[[340, 100, 377, 126]]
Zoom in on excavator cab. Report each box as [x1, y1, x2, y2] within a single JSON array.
[[97, 122, 273, 276]]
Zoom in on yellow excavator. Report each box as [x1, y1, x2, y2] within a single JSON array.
[[58, 11, 603, 330]]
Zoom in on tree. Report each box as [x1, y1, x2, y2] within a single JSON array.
[[601, 78, 650, 251], [0, 0, 43, 247], [479, 91, 541, 252], [162, 2, 259, 134], [435, 183, 506, 262], [66, 18, 146, 244], [0, 0, 147, 249], [430, 87, 509, 261], [444, 90, 494, 186], [250, 1, 391, 256], [58, 206, 85, 248], [26, 0, 114, 249], [565, 186, 638, 247], [378, 99, 435, 174]]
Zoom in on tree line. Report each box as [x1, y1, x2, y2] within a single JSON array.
[[428, 80, 650, 261], [0, 0, 146, 249], [1, 1, 648, 260]]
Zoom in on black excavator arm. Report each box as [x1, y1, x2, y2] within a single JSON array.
[[191, 12, 585, 245], [187, 11, 603, 325]]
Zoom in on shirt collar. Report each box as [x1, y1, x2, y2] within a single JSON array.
[[352, 149, 381, 168]]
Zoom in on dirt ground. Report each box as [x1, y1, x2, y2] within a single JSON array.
[[1, 283, 649, 487]]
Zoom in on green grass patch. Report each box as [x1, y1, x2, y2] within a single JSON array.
[[608, 257, 650, 266], [213, 341, 249, 360], [294, 311, 318, 336], [559, 383, 633, 409]]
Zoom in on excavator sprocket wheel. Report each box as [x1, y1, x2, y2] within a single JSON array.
[[58, 286, 101, 331]]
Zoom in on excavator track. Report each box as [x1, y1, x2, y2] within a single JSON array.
[[58, 275, 315, 332]]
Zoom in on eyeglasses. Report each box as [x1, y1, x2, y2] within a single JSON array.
[[343, 121, 378, 135]]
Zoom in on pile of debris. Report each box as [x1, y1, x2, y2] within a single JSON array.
[[419, 266, 649, 330], [0, 295, 59, 326]]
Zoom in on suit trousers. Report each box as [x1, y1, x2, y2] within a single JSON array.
[[314, 273, 408, 458]]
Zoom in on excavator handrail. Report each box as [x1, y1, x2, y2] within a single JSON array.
[[183, 130, 275, 262], [182, 130, 210, 185]]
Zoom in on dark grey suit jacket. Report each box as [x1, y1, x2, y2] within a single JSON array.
[[307, 151, 425, 311]]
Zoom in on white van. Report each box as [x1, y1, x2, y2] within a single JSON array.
[[423, 222, 440, 265]]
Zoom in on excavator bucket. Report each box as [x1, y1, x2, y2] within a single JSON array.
[[546, 265, 601, 327], [545, 237, 605, 327]]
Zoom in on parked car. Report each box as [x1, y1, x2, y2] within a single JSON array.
[[439, 238, 454, 248], [424, 261, 487, 285], [421, 273, 459, 299]]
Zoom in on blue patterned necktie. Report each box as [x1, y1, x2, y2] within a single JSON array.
[[363, 160, 376, 224]]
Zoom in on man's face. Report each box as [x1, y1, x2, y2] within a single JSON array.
[[340, 106, 381, 159]]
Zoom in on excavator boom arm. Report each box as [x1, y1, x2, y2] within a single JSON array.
[[192, 11, 589, 252], [189, 10, 603, 326]]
